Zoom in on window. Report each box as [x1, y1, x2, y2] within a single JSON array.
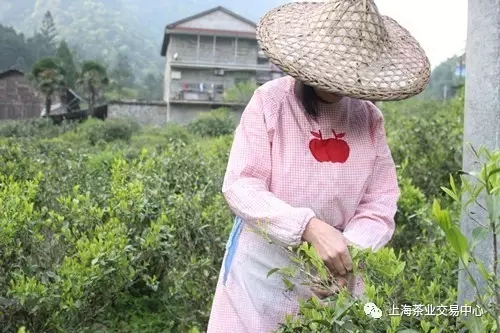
[[171, 71, 181, 80]]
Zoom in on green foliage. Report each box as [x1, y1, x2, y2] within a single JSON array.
[[223, 81, 258, 104], [0, 0, 294, 80], [0, 11, 60, 72], [108, 53, 135, 98], [432, 148, 500, 332], [0, 0, 162, 80], [379, 91, 464, 253], [29, 56, 66, 114], [0, 119, 232, 332], [272, 241, 459, 332], [136, 73, 163, 101], [111, 53, 134, 86], [389, 160, 439, 251], [0, 25, 37, 71], [274, 148, 500, 333], [53, 117, 140, 146], [419, 55, 465, 101], [382, 92, 464, 199], [186, 108, 237, 137], [0, 89, 486, 332], [0, 118, 78, 139], [56, 40, 77, 89], [130, 123, 193, 149], [77, 60, 109, 108], [39, 11, 58, 50]]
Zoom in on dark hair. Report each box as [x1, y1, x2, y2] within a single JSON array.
[[294, 80, 379, 114], [293, 80, 320, 119]]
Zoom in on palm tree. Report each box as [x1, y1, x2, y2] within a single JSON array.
[[30, 57, 66, 115], [77, 61, 109, 116]]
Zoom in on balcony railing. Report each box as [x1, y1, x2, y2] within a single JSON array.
[[169, 58, 272, 71], [170, 82, 225, 102]]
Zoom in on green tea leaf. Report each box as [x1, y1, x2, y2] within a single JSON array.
[[441, 186, 460, 203], [470, 226, 489, 250], [267, 268, 280, 278], [477, 261, 490, 281]]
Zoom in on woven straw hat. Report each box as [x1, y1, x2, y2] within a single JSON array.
[[256, 0, 431, 101]]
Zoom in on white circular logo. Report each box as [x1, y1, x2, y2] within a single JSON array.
[[364, 302, 382, 319]]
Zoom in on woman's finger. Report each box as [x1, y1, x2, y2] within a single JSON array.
[[340, 251, 354, 272], [335, 276, 347, 289], [329, 256, 347, 276], [311, 286, 333, 299]]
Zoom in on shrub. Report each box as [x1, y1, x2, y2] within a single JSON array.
[[0, 117, 78, 139], [78, 117, 141, 145], [389, 159, 447, 251], [274, 148, 500, 333], [382, 92, 464, 199], [0, 130, 231, 332], [223, 81, 258, 104], [0, 91, 477, 332], [271, 240, 458, 332], [186, 108, 237, 137]]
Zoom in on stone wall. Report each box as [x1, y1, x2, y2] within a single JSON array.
[[107, 100, 244, 126], [168, 103, 244, 125], [107, 100, 168, 126]]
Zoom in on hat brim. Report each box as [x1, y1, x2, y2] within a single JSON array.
[[256, 2, 431, 101]]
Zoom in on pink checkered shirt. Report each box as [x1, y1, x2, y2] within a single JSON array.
[[207, 76, 400, 333]]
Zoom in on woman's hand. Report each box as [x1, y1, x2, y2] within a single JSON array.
[[302, 218, 353, 276], [310, 275, 348, 299]]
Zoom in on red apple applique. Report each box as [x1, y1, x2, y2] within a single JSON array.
[[309, 129, 350, 163]]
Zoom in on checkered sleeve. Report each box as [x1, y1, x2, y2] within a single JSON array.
[[222, 89, 316, 247], [342, 102, 400, 251]]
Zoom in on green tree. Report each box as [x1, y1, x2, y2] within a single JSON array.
[[40, 11, 57, 49], [137, 72, 163, 100], [0, 24, 37, 71], [223, 81, 258, 104], [29, 57, 66, 115], [110, 52, 134, 98], [24, 12, 58, 60], [56, 40, 77, 88], [77, 60, 109, 115], [420, 55, 462, 100]]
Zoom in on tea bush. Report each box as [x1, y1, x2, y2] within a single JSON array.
[[0, 117, 79, 139], [275, 148, 500, 333], [186, 107, 237, 137], [0, 89, 478, 333], [380, 91, 464, 253], [0, 120, 234, 332], [55, 117, 141, 145], [273, 242, 460, 333], [382, 89, 464, 200]]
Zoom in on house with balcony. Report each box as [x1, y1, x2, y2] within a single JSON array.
[[160, 6, 285, 122]]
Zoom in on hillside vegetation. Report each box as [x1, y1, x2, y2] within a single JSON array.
[[0, 0, 288, 80]]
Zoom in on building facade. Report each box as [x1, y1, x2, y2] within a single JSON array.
[[0, 69, 45, 120], [160, 6, 285, 122], [0, 69, 89, 121]]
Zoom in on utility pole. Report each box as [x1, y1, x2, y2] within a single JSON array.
[[458, 0, 500, 306]]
